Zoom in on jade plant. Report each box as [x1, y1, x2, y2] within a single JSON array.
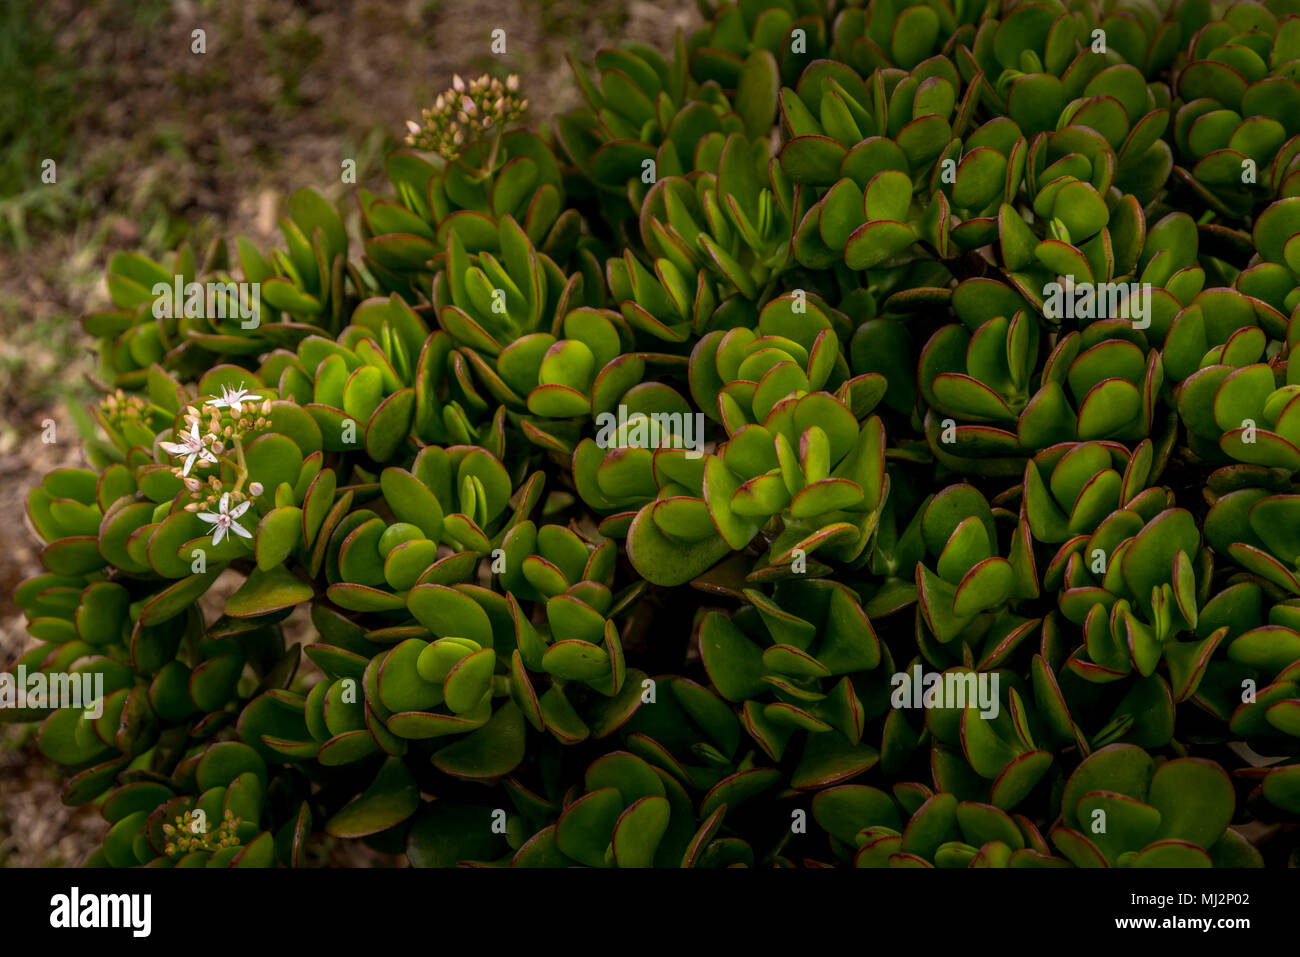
[[10, 0, 1300, 868]]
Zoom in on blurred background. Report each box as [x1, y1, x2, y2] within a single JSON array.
[[0, 0, 700, 866]]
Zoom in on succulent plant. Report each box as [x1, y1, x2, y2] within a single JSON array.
[[13, 0, 1300, 871], [913, 483, 1039, 645], [1173, 5, 1300, 215], [698, 578, 885, 788], [1049, 745, 1259, 867], [813, 784, 1068, 867]]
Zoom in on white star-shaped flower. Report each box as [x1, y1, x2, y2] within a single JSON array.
[[159, 421, 217, 476], [206, 383, 262, 415], [197, 492, 253, 546]]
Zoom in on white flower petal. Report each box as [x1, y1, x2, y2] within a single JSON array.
[[212, 525, 227, 546], [231, 520, 252, 539], [230, 500, 251, 519], [196, 512, 220, 523], [219, 492, 230, 513]]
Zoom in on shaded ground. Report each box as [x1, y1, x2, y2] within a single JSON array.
[[0, 0, 700, 866]]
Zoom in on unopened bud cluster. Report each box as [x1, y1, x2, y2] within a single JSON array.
[[99, 389, 149, 430], [405, 73, 527, 161], [160, 384, 269, 543]]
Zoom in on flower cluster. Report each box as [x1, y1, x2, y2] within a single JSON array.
[[162, 809, 243, 858], [404, 73, 527, 161], [166, 383, 268, 544]]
